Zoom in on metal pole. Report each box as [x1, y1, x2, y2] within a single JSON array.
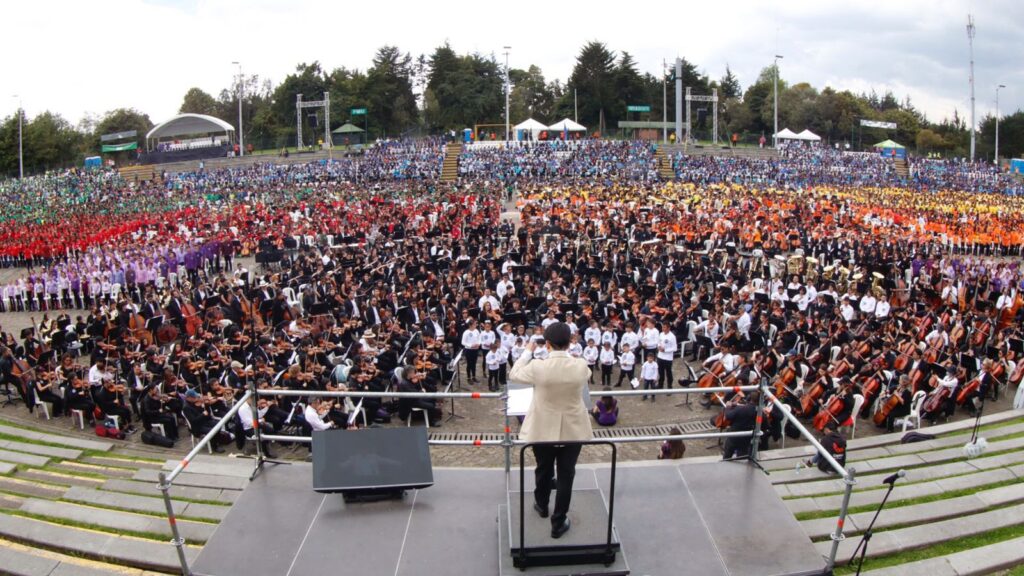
[[166, 390, 252, 482], [574, 88, 578, 124], [13, 96, 23, 179], [750, 384, 767, 461], [827, 467, 857, 572], [324, 92, 331, 154], [296, 93, 303, 151], [674, 58, 682, 143], [773, 55, 783, 149], [995, 84, 1005, 164], [232, 62, 243, 157], [158, 472, 192, 576], [503, 46, 511, 142], [968, 15, 976, 162], [662, 59, 668, 143]]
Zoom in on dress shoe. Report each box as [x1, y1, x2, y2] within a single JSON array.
[[533, 502, 549, 518], [551, 518, 571, 539]]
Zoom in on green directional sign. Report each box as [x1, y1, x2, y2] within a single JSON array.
[[627, 105, 651, 113], [351, 108, 367, 116]]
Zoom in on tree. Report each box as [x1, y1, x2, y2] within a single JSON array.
[[93, 108, 153, 157], [565, 41, 618, 132], [365, 46, 419, 137], [179, 88, 219, 116], [719, 65, 741, 100], [425, 44, 504, 131], [509, 65, 556, 124], [978, 110, 1024, 161], [915, 128, 950, 153], [270, 62, 329, 147]]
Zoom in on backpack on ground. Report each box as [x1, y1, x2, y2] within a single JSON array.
[[141, 429, 175, 448]]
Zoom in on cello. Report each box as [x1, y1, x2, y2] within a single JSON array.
[[813, 394, 844, 431], [181, 301, 202, 338], [127, 312, 153, 346], [873, 381, 908, 426]]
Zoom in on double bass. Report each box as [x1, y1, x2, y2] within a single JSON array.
[[181, 301, 202, 337], [873, 381, 909, 426]]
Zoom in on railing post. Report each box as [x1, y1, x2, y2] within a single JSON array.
[[750, 383, 767, 462], [503, 380, 512, 479], [158, 472, 192, 576], [827, 467, 857, 572]]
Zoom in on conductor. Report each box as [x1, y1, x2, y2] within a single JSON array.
[[510, 321, 593, 539]]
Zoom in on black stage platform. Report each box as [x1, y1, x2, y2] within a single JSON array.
[[192, 461, 826, 576]]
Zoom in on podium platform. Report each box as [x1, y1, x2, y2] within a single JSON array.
[[192, 460, 827, 576]]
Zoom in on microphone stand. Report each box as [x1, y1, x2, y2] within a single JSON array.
[[849, 476, 902, 575]]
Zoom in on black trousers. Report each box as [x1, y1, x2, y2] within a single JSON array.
[[533, 443, 582, 527], [464, 349, 479, 380], [657, 358, 674, 388]]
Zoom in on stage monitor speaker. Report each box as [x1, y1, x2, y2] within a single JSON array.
[[312, 427, 433, 501]]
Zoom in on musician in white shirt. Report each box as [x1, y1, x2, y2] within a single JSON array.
[[656, 323, 678, 390], [461, 319, 482, 384], [874, 295, 891, 318], [599, 342, 617, 387]]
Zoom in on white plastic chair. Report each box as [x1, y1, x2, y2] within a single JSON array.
[[34, 395, 51, 420], [902, 391, 927, 432], [70, 409, 86, 430], [845, 394, 866, 439]]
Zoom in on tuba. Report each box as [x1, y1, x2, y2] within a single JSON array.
[[872, 272, 886, 299], [787, 255, 804, 277], [804, 257, 819, 285]]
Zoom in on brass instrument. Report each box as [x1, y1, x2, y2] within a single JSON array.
[[823, 265, 836, 282], [804, 257, 819, 285], [836, 266, 852, 293], [872, 272, 886, 299], [787, 254, 804, 276]]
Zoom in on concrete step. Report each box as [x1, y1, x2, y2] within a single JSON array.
[[775, 448, 1024, 499], [0, 476, 68, 499], [132, 468, 248, 491], [160, 454, 257, 478], [0, 512, 198, 572], [0, 449, 51, 467], [816, 502, 1024, 562], [0, 536, 163, 575], [0, 424, 113, 452], [0, 493, 22, 510], [0, 461, 14, 475], [53, 462, 136, 479], [0, 440, 82, 461], [63, 486, 229, 522], [799, 481, 1024, 539], [18, 498, 215, 543], [862, 534, 1024, 576], [81, 456, 163, 471], [101, 479, 239, 505], [16, 469, 104, 488], [785, 464, 1024, 515]]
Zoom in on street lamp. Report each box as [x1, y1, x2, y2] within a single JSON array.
[[995, 84, 1006, 165], [12, 95, 22, 179], [232, 61, 243, 157], [503, 47, 511, 142], [773, 55, 783, 149], [663, 59, 668, 143]]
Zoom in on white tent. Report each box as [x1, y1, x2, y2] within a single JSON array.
[[513, 118, 547, 141], [548, 118, 587, 133], [773, 128, 800, 140], [796, 129, 822, 142]]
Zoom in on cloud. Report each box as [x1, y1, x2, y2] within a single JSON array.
[[2, 0, 1021, 128]]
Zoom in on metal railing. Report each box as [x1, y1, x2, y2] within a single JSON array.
[[156, 380, 854, 574]]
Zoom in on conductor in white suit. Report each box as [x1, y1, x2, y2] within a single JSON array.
[[510, 321, 593, 539]]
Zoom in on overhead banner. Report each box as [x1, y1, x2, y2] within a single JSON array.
[[101, 142, 138, 153], [860, 119, 897, 130], [100, 130, 137, 142]]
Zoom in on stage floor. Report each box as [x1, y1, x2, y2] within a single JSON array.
[[192, 460, 826, 576]]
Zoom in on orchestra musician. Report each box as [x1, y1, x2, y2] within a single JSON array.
[[141, 384, 179, 441]]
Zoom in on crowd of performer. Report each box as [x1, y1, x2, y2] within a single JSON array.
[[0, 139, 1023, 460]]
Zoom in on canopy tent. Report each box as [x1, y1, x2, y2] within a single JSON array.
[[145, 113, 235, 150], [331, 122, 365, 145], [873, 139, 905, 149], [796, 129, 821, 142], [548, 118, 587, 132], [773, 128, 800, 140], [513, 118, 547, 141]]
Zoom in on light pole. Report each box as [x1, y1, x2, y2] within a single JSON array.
[[12, 95, 23, 179], [503, 46, 511, 141], [995, 84, 1006, 165], [232, 61, 244, 157], [773, 55, 783, 148], [662, 59, 668, 143]]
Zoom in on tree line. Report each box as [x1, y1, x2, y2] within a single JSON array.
[[1, 41, 1020, 177]]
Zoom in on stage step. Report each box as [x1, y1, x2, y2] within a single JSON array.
[[817, 502, 1024, 562], [82, 456, 163, 470], [63, 486, 229, 522], [160, 454, 258, 478], [0, 424, 114, 452], [799, 481, 1024, 539], [0, 461, 14, 475], [18, 498, 215, 543], [0, 536, 162, 576], [861, 534, 1024, 576], [0, 513, 198, 573]]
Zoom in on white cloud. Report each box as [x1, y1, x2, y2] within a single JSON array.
[[2, 0, 1022, 128]]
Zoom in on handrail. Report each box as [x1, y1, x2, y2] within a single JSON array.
[[166, 389, 253, 483], [259, 431, 754, 446], [764, 390, 849, 478], [254, 385, 758, 399]]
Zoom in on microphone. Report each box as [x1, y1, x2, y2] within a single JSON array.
[[882, 469, 906, 485]]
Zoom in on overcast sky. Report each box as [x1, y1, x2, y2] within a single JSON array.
[[3, 0, 1022, 129]]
